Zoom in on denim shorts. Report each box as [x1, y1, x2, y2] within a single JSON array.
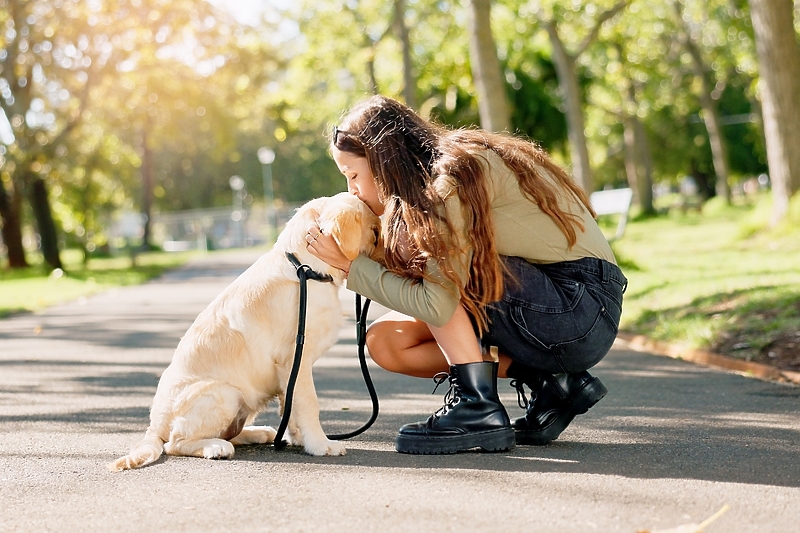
[[482, 256, 627, 374]]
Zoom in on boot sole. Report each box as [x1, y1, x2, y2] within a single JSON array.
[[515, 378, 608, 445], [396, 428, 515, 455]]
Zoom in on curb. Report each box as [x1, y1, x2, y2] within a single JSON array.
[[616, 332, 800, 386]]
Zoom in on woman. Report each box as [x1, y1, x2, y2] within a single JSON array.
[[306, 95, 627, 455]]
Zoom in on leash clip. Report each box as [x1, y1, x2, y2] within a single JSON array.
[[285, 252, 334, 283]]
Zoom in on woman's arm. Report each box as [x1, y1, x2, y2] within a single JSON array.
[[308, 192, 472, 328], [345, 255, 460, 328]]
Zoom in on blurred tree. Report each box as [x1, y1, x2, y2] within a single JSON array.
[[0, 0, 96, 269], [394, 0, 417, 109], [273, 0, 474, 199], [3, 0, 787, 266], [749, 0, 800, 225], [670, 0, 732, 203], [504, 63, 568, 153], [518, 0, 628, 192], [587, 0, 764, 209], [587, 1, 671, 214], [48, 126, 139, 264], [0, 0, 278, 265], [466, 0, 511, 132]]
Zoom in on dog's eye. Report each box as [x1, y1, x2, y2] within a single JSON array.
[[371, 226, 380, 245]]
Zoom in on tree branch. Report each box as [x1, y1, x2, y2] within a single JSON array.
[[575, 0, 629, 57]]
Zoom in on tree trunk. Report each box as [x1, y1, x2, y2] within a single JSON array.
[[623, 117, 655, 215], [623, 119, 638, 184], [367, 47, 379, 95], [141, 127, 154, 249], [634, 117, 654, 214], [545, 23, 593, 192], [749, 0, 800, 224], [0, 180, 29, 268], [29, 177, 62, 271], [692, 67, 731, 201], [394, 0, 417, 109], [674, 1, 731, 203], [699, 95, 731, 201], [466, 0, 511, 132]]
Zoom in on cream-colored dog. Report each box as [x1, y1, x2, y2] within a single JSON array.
[[109, 193, 380, 471]]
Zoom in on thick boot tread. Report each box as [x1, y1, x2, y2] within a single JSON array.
[[396, 428, 515, 455]]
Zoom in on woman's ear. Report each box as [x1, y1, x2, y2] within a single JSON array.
[[330, 209, 363, 260]]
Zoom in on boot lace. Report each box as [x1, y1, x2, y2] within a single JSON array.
[[510, 378, 542, 412], [430, 371, 461, 417]]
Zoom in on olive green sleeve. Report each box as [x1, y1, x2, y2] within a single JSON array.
[[345, 194, 472, 328], [345, 255, 459, 328]]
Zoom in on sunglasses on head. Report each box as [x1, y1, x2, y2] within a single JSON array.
[[332, 125, 357, 145]]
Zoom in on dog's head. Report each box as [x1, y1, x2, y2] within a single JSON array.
[[317, 193, 381, 261], [278, 193, 382, 279]]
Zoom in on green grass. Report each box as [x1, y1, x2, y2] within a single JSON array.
[[0, 249, 197, 317], [613, 193, 800, 365]]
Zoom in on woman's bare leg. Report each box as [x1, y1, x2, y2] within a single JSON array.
[[366, 305, 514, 378], [366, 311, 449, 378]]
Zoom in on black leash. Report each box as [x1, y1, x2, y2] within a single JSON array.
[[273, 252, 379, 450]]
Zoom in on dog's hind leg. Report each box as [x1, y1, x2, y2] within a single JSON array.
[[230, 426, 277, 445], [163, 381, 243, 460]]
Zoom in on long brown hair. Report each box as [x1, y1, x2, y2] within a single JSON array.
[[332, 95, 594, 332]]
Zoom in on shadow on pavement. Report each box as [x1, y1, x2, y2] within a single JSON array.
[[2, 250, 798, 504]]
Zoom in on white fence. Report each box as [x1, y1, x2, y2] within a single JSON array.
[[112, 204, 302, 252]]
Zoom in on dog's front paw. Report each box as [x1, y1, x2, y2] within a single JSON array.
[[304, 439, 346, 457], [204, 440, 235, 459]]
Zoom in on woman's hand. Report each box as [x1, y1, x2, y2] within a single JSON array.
[[305, 225, 353, 274]]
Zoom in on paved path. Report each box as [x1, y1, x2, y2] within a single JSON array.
[[1, 250, 798, 533]]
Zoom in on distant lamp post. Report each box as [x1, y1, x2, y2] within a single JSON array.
[[229, 175, 246, 248], [257, 147, 277, 242]]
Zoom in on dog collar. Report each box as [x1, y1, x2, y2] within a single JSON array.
[[285, 252, 334, 283]]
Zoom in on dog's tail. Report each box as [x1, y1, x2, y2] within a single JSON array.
[[107, 428, 164, 471]]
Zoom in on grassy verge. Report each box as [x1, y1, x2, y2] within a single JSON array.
[[0, 249, 197, 317], [611, 193, 800, 371]]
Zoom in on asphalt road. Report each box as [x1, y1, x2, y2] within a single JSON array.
[[1, 249, 798, 533]]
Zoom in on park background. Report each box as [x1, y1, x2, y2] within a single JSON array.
[[0, 0, 798, 378]]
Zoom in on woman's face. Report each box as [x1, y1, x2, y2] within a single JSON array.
[[332, 147, 384, 216]]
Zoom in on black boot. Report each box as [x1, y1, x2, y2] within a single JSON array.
[[395, 361, 515, 455], [509, 363, 607, 445]]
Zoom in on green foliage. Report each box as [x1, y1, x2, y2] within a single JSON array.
[[506, 62, 569, 153], [1, 0, 794, 270], [616, 196, 800, 362]]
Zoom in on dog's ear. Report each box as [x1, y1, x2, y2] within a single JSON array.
[[298, 201, 322, 222], [330, 208, 363, 261], [368, 224, 384, 264]]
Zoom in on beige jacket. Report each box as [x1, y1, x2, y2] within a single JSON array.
[[346, 149, 616, 327]]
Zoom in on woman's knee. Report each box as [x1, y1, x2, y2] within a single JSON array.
[[365, 321, 401, 370]]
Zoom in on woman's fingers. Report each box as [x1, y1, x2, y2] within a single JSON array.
[[304, 225, 350, 272], [305, 225, 321, 245]]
